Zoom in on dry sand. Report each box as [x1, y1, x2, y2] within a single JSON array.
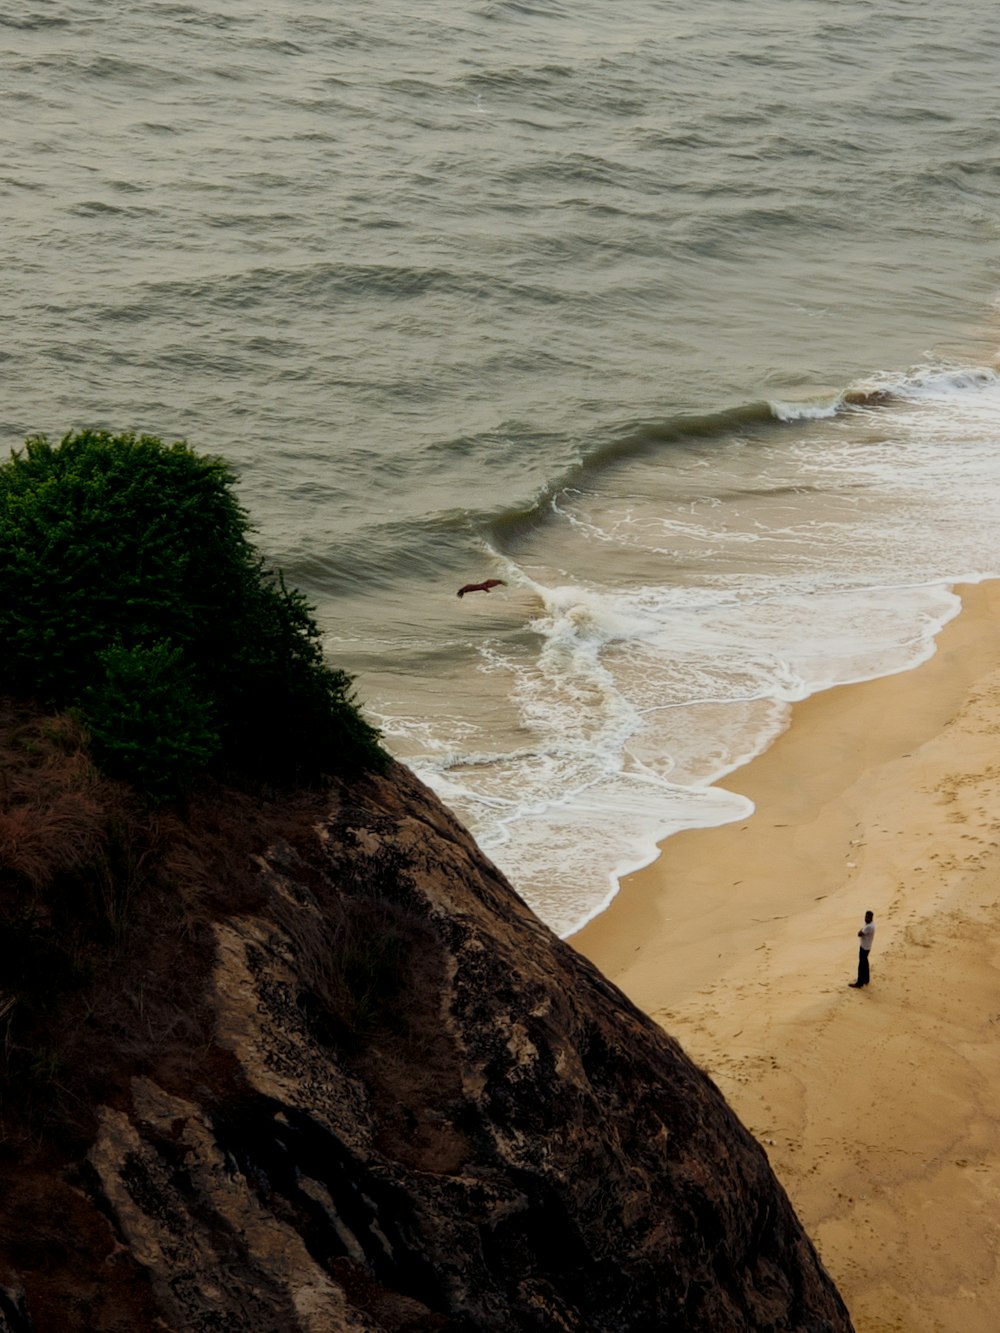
[[573, 581, 1000, 1333]]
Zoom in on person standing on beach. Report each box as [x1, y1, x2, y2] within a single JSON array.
[[849, 910, 875, 988]]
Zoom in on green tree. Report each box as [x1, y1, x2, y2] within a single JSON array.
[[0, 430, 386, 793]]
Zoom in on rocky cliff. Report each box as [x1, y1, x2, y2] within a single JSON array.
[[0, 735, 853, 1332]]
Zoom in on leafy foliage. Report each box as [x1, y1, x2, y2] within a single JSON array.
[[0, 430, 387, 793], [83, 640, 220, 799]]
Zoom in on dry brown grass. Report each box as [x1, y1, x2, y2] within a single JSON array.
[[0, 706, 109, 891], [0, 700, 474, 1329], [0, 698, 338, 1148]]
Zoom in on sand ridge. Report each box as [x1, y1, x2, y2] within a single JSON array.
[[573, 581, 1000, 1333]]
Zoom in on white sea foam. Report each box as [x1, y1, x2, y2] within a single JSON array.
[[397, 361, 1000, 937], [871, 364, 1000, 401], [435, 583, 962, 935], [769, 398, 842, 422]]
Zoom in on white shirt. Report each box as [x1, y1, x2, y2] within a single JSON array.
[[859, 921, 875, 952]]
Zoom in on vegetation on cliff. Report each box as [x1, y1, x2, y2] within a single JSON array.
[[0, 428, 394, 1144], [0, 432, 854, 1331], [0, 429, 386, 796]]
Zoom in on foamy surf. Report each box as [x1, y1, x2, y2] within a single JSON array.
[[400, 575, 968, 936], [387, 361, 1000, 936]]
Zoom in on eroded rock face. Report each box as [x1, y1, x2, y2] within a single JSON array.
[[7, 766, 854, 1331]]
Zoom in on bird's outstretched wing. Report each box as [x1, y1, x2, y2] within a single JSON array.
[[457, 579, 507, 598]]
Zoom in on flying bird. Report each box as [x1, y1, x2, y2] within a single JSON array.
[[457, 579, 506, 598]]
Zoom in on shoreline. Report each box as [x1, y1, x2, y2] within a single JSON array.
[[572, 580, 1000, 1332]]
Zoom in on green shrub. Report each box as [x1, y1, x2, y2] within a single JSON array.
[[0, 430, 387, 792], [83, 640, 220, 799]]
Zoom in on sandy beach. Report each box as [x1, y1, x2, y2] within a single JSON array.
[[573, 580, 1000, 1333]]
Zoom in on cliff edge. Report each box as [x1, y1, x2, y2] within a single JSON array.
[[0, 718, 853, 1331]]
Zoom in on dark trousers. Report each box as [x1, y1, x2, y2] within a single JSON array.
[[856, 947, 870, 986]]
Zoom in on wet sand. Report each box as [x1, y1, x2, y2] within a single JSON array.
[[573, 580, 1000, 1333]]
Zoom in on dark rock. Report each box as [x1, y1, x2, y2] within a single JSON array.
[[2, 763, 854, 1331]]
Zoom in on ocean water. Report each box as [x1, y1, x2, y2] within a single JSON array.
[[3, 0, 1000, 935]]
